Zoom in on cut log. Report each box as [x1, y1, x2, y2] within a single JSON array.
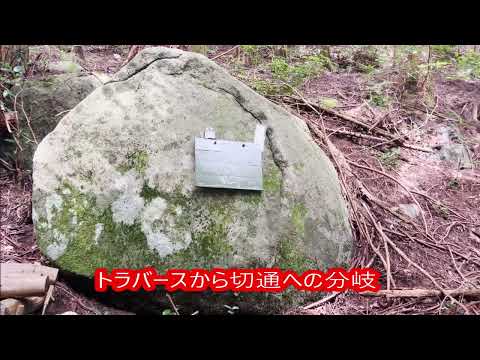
[[0, 274, 48, 298], [1, 263, 59, 285]]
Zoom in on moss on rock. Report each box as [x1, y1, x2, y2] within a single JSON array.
[[118, 150, 149, 175], [263, 164, 282, 193]]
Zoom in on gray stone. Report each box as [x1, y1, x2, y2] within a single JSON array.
[[48, 60, 83, 74], [397, 203, 421, 219], [58, 311, 78, 315], [13, 74, 102, 171], [435, 126, 473, 169], [32, 47, 353, 313]]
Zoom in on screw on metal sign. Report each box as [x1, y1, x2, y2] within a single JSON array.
[[194, 125, 266, 191]]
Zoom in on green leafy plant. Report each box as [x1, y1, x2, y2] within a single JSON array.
[[348, 46, 381, 72], [367, 81, 392, 107], [432, 45, 457, 60], [240, 45, 257, 55], [378, 148, 401, 169], [433, 203, 450, 220], [240, 45, 260, 65], [319, 97, 338, 109], [455, 50, 480, 79], [447, 178, 460, 190], [369, 91, 390, 107], [270, 57, 290, 79], [250, 79, 290, 96], [270, 55, 328, 87]]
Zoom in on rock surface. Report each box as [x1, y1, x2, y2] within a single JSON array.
[[435, 126, 473, 169], [397, 203, 421, 219], [32, 47, 352, 313], [13, 74, 103, 170]]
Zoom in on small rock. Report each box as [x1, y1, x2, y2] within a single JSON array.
[[113, 54, 121, 61], [6, 74, 102, 170], [48, 60, 83, 74], [58, 311, 78, 315], [434, 126, 473, 169], [396, 203, 421, 219], [0, 299, 25, 315]]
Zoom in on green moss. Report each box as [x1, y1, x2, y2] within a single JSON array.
[[272, 201, 316, 273], [292, 202, 308, 237], [140, 183, 163, 203], [76, 181, 233, 272], [161, 197, 235, 270], [37, 179, 291, 277], [35, 182, 160, 275], [191, 221, 233, 262], [118, 150, 149, 175], [263, 165, 282, 193], [276, 234, 315, 273], [243, 192, 262, 205]]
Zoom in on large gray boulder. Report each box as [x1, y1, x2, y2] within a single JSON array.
[[32, 47, 352, 313], [10, 74, 103, 171]]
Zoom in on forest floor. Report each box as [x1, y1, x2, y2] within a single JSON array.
[[1, 45, 479, 315]]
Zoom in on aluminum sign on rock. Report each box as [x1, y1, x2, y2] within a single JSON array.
[[194, 126, 265, 191]]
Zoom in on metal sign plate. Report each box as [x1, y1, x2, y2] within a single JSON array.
[[195, 137, 263, 191]]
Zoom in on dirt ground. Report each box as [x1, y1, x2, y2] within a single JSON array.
[[1, 45, 479, 315]]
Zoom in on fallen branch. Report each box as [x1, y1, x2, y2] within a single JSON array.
[[41, 284, 55, 315], [281, 94, 400, 139], [411, 190, 467, 221], [325, 126, 385, 142], [20, 101, 38, 144], [166, 293, 180, 315], [211, 45, 240, 61], [303, 292, 339, 310], [361, 201, 470, 314], [283, 93, 432, 152], [0, 111, 17, 133], [362, 288, 480, 298], [349, 161, 429, 234]]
